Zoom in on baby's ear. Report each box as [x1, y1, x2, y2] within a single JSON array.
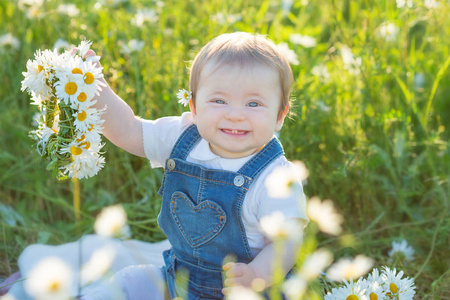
[[275, 106, 288, 131], [189, 99, 197, 123]]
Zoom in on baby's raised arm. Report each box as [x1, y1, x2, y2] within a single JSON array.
[[85, 50, 146, 157]]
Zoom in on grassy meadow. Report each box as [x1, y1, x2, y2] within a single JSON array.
[[1, 0, 449, 298]]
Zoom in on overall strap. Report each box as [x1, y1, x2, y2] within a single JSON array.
[[237, 137, 284, 179], [169, 124, 201, 160]]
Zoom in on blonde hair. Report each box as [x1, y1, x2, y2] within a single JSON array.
[[189, 32, 294, 115]]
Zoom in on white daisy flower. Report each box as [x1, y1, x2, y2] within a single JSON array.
[[54, 73, 84, 105], [80, 122, 105, 145], [265, 160, 308, 198], [94, 204, 130, 239], [259, 211, 304, 242], [73, 107, 105, 132], [121, 39, 145, 54], [76, 40, 93, 59], [210, 12, 242, 25], [177, 89, 192, 106], [424, 0, 439, 8], [18, 0, 44, 10], [327, 255, 374, 282], [62, 153, 105, 179], [388, 240, 414, 263], [289, 34, 317, 48], [75, 131, 101, 150], [59, 139, 105, 179], [311, 63, 331, 83], [38, 114, 60, 144], [78, 60, 106, 100], [316, 100, 332, 112], [324, 279, 367, 300], [30, 91, 46, 108], [59, 139, 99, 158], [381, 267, 416, 300], [366, 268, 383, 285], [57, 4, 80, 17], [361, 280, 385, 300], [80, 246, 116, 285], [276, 42, 299, 65], [307, 197, 343, 235], [131, 8, 158, 27], [341, 46, 362, 75], [54, 56, 104, 108], [24, 256, 73, 300], [299, 248, 333, 280], [73, 133, 101, 153], [0, 33, 20, 53], [396, 0, 413, 8], [21, 49, 58, 97], [53, 53, 83, 76], [283, 273, 307, 300], [377, 22, 399, 42]]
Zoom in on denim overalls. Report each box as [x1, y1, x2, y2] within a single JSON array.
[[158, 124, 284, 300]]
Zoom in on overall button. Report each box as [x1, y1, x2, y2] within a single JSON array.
[[167, 159, 176, 170], [233, 175, 245, 187]]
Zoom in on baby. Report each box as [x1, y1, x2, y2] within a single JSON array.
[[85, 32, 308, 299]]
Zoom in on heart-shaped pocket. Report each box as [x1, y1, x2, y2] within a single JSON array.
[[170, 192, 226, 247]]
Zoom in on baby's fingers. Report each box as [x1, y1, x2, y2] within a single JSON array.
[[224, 264, 243, 278]]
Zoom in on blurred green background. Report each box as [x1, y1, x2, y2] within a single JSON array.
[[0, 0, 449, 297]]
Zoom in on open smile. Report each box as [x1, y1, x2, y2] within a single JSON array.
[[221, 129, 249, 135]]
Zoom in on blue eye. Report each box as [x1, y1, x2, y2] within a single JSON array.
[[248, 101, 259, 107], [215, 99, 226, 104]]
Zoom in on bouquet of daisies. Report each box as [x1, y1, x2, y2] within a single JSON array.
[[22, 41, 106, 180]]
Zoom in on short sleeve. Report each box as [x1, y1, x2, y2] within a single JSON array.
[[142, 112, 194, 168]]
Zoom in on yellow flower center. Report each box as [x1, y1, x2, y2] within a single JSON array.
[[184, 92, 189, 99], [77, 92, 87, 102], [64, 82, 77, 95], [370, 292, 378, 300], [112, 223, 121, 235], [78, 111, 87, 121], [70, 146, 83, 155], [84, 72, 95, 84], [390, 283, 398, 294], [72, 68, 83, 75], [81, 141, 91, 149], [38, 65, 44, 73], [88, 124, 94, 131], [76, 135, 85, 142], [49, 281, 60, 292], [346, 295, 359, 300]]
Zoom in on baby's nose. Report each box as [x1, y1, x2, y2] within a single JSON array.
[[225, 107, 245, 121]]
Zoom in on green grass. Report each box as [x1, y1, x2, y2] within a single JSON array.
[[1, 0, 449, 298]]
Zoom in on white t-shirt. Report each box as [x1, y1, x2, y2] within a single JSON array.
[[142, 112, 307, 253]]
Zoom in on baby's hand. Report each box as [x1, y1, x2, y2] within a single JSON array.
[[222, 262, 257, 294]]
